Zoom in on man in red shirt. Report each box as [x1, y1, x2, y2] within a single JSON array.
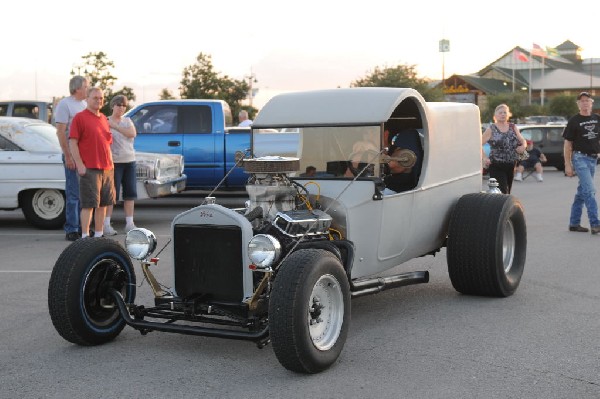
[[69, 87, 115, 238]]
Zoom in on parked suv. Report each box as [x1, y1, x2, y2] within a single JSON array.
[[0, 101, 53, 124], [518, 124, 566, 170]]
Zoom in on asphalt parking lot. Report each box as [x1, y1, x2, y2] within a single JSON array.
[[1, 171, 600, 398]]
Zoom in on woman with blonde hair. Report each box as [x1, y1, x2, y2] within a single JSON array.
[[481, 104, 527, 194]]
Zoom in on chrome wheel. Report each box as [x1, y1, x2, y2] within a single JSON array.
[[502, 219, 515, 273]]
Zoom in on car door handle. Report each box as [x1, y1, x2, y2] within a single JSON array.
[[168, 141, 181, 147]]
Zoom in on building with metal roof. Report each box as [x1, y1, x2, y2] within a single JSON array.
[[440, 40, 600, 111]]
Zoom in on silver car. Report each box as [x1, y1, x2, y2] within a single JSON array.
[[48, 88, 527, 373]]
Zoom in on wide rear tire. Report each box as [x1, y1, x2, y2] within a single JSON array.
[[269, 249, 350, 373], [447, 193, 526, 297], [48, 238, 136, 345]]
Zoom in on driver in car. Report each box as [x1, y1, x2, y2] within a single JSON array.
[[382, 145, 416, 194]]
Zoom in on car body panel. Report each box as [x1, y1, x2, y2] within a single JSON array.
[[253, 88, 483, 279]]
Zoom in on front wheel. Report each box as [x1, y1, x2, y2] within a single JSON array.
[[48, 238, 136, 345], [269, 249, 350, 373], [447, 193, 526, 297], [21, 189, 65, 229]]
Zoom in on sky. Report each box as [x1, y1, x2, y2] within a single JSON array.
[[3, 1, 599, 110]]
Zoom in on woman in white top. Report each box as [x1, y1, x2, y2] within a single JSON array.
[[104, 95, 138, 235]]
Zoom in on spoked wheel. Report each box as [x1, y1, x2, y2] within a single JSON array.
[[447, 193, 527, 297], [269, 249, 350, 374], [21, 189, 65, 229], [48, 238, 136, 345]]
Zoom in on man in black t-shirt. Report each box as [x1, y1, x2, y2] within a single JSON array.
[[563, 91, 600, 234]]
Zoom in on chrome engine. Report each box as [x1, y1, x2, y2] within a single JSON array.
[[243, 157, 332, 236]]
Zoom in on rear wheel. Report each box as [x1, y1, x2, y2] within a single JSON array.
[[447, 193, 526, 297], [48, 238, 136, 345], [21, 189, 65, 229], [269, 249, 350, 373]]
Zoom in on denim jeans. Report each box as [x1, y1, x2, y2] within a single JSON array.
[[113, 161, 138, 201], [62, 155, 80, 233], [569, 152, 600, 227]]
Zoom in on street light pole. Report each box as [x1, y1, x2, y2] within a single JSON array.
[[70, 64, 88, 76], [246, 69, 257, 108], [439, 39, 450, 88]]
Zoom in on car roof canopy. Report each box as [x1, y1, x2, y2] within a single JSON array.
[[252, 88, 427, 128]]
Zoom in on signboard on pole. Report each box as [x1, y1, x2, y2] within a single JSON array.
[[439, 39, 450, 53]]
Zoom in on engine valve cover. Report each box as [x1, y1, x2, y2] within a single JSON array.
[[273, 209, 333, 237]]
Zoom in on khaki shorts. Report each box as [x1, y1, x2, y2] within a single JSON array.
[[79, 168, 116, 208]]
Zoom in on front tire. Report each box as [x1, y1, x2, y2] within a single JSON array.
[[447, 193, 526, 297], [48, 238, 136, 345], [21, 189, 65, 229], [269, 249, 350, 373]]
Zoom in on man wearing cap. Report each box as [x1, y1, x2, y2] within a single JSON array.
[[514, 139, 546, 182], [563, 91, 600, 234]]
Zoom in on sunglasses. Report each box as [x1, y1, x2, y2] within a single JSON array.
[[115, 103, 127, 107]]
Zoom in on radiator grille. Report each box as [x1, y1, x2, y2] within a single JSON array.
[[174, 224, 244, 302]]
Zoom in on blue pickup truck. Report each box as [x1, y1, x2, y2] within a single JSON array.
[[127, 100, 299, 190]]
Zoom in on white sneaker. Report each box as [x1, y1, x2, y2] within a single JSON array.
[[104, 224, 118, 236], [514, 172, 523, 182], [535, 173, 543, 182], [125, 223, 137, 232]]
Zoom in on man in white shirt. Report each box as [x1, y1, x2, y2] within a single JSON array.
[[54, 75, 89, 241], [238, 110, 253, 127]]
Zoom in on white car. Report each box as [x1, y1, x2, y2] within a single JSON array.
[[0, 117, 186, 229]]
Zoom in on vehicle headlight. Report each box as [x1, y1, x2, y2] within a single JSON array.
[[248, 234, 281, 269], [155, 159, 161, 180], [125, 228, 157, 260]]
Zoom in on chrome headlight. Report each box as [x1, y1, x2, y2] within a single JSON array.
[[125, 228, 157, 260], [248, 234, 281, 269], [155, 159, 161, 180]]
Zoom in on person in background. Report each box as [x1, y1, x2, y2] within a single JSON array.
[[563, 91, 600, 234], [238, 110, 253, 127], [54, 75, 89, 241], [103, 95, 138, 235], [68, 87, 115, 238], [301, 165, 317, 177], [481, 104, 527, 194], [514, 140, 547, 182]]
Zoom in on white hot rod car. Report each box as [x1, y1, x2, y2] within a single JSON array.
[[48, 88, 527, 373], [0, 117, 186, 229]]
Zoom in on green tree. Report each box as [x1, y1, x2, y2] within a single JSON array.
[[76, 52, 136, 114], [548, 94, 578, 119], [179, 53, 254, 122], [481, 92, 527, 123], [159, 88, 176, 100], [351, 64, 444, 102]]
